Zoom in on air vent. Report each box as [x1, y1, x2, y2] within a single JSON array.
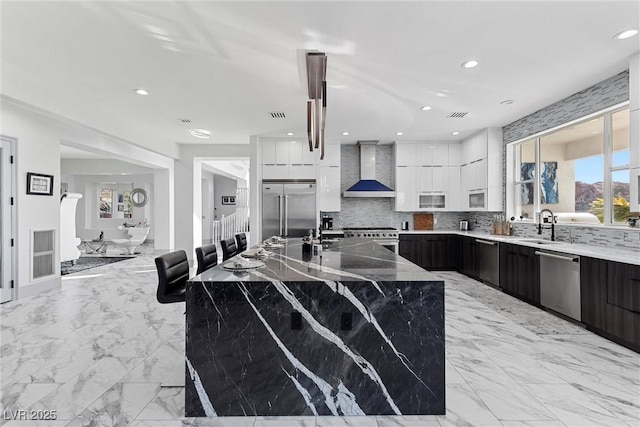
[[179, 118, 191, 123], [269, 112, 286, 118], [32, 229, 55, 279], [447, 112, 468, 118]]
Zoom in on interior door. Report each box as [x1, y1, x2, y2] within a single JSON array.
[[262, 183, 283, 238], [1, 137, 15, 303], [284, 183, 316, 237]]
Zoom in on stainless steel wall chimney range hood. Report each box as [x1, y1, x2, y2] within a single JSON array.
[[343, 141, 396, 198]]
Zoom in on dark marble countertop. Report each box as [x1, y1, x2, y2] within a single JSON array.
[[194, 238, 442, 282]]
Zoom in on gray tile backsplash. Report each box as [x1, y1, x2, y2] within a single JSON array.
[[503, 71, 629, 144]]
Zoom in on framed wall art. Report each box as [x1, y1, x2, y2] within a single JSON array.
[[27, 172, 54, 196], [222, 196, 236, 205]]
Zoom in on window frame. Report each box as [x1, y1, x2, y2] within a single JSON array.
[[506, 101, 631, 227]]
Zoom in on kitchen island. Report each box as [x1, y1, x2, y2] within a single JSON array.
[[185, 238, 445, 417]]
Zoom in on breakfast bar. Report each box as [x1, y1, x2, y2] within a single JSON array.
[[185, 238, 445, 417]]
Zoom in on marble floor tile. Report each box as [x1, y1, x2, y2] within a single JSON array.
[[120, 340, 185, 386], [436, 383, 501, 426], [500, 421, 568, 427], [2, 257, 639, 426], [315, 417, 378, 427], [16, 338, 125, 384], [28, 357, 143, 420], [65, 382, 160, 427], [136, 387, 185, 420], [534, 352, 640, 422], [0, 383, 60, 416], [449, 358, 557, 421], [445, 360, 466, 384], [376, 415, 440, 426], [1, 357, 57, 390], [2, 421, 69, 427], [129, 421, 192, 427], [189, 417, 257, 426], [254, 416, 316, 426], [522, 383, 629, 426]]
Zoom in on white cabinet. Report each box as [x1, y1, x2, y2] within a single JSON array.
[[395, 166, 417, 211], [319, 143, 341, 167], [395, 144, 418, 166], [262, 140, 289, 179], [447, 166, 460, 210], [395, 141, 462, 211], [459, 128, 502, 211], [319, 166, 341, 211], [318, 143, 340, 211], [417, 166, 448, 192], [262, 139, 317, 180], [417, 144, 449, 166], [448, 143, 461, 166]]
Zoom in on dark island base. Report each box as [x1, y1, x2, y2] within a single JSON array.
[[186, 279, 444, 416]]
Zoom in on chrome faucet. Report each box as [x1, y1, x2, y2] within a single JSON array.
[[537, 209, 555, 241]]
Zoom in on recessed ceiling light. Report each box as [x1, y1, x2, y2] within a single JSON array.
[[189, 129, 211, 139], [342, 131, 350, 136], [286, 132, 294, 136], [500, 100, 515, 105], [614, 29, 639, 40], [461, 60, 479, 69], [134, 89, 149, 96], [421, 106, 432, 111], [451, 131, 460, 136], [396, 131, 404, 136]]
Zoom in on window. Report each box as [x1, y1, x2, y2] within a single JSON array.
[[98, 183, 133, 219], [507, 105, 632, 226]]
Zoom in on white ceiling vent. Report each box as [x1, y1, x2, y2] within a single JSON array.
[[447, 112, 468, 118], [269, 112, 286, 118]]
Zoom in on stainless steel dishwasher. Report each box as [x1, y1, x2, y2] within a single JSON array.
[[536, 251, 581, 321], [476, 239, 499, 287]]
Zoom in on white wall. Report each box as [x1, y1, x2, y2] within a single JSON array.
[[214, 175, 237, 220], [175, 144, 249, 260], [201, 171, 214, 243], [2, 102, 63, 297], [1, 99, 174, 298]]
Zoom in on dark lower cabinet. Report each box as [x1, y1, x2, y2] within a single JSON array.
[[499, 243, 540, 305], [458, 236, 478, 279], [399, 234, 458, 270], [581, 257, 640, 352]]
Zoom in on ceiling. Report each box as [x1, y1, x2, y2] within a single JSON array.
[[2, 1, 638, 160]]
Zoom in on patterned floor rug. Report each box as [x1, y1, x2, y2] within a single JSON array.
[[61, 256, 133, 276]]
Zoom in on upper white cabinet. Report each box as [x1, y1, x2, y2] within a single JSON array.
[[394, 166, 417, 211], [417, 144, 449, 166], [318, 143, 341, 167], [448, 143, 461, 166], [460, 128, 503, 211], [396, 144, 418, 166], [394, 142, 460, 211], [262, 139, 316, 180], [318, 143, 341, 211]]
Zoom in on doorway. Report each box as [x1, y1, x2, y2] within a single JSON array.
[[1, 136, 17, 303]]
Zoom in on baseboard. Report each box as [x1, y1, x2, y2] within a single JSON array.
[[18, 276, 61, 299]]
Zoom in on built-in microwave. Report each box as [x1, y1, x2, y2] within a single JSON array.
[[418, 192, 447, 210], [467, 189, 487, 210]]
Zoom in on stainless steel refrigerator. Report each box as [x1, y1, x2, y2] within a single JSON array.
[[262, 182, 316, 238]]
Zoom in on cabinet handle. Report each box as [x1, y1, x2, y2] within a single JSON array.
[[535, 251, 579, 262], [476, 239, 497, 246]]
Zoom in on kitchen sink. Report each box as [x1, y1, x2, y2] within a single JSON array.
[[516, 238, 561, 245]]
